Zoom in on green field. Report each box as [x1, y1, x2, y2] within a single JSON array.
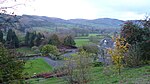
[[75, 34, 105, 47], [24, 58, 52, 77], [75, 39, 92, 47], [89, 33, 100, 36], [75, 34, 101, 39]]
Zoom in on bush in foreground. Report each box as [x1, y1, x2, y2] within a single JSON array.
[[0, 43, 25, 83]]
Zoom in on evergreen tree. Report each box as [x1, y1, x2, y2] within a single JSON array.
[[48, 34, 60, 46], [35, 33, 43, 46], [25, 31, 30, 46], [6, 29, 13, 42], [12, 31, 19, 48], [6, 29, 13, 48], [0, 30, 4, 43], [64, 35, 76, 46], [29, 32, 36, 47], [6, 29, 19, 48]]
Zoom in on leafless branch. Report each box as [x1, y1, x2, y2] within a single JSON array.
[[0, 3, 25, 10]]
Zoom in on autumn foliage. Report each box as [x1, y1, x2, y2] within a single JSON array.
[[108, 37, 129, 74]]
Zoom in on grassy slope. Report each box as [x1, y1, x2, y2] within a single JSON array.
[[90, 66, 150, 84], [24, 58, 64, 84], [28, 65, 150, 84], [24, 58, 52, 76]]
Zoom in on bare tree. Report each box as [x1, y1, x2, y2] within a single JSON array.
[[65, 50, 92, 84]]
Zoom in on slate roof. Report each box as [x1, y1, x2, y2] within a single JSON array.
[[99, 37, 114, 49]]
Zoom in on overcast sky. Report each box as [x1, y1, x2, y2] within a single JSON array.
[[2, 0, 150, 20]]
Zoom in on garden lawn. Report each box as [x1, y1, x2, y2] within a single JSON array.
[[24, 58, 52, 77], [16, 47, 36, 56]]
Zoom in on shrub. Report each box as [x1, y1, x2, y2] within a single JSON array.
[[124, 44, 142, 67], [64, 50, 92, 84], [40, 44, 60, 59], [82, 44, 99, 61], [31, 46, 40, 53], [31, 46, 38, 50]]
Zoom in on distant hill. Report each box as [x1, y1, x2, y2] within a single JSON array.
[[68, 18, 124, 29], [0, 14, 125, 31]]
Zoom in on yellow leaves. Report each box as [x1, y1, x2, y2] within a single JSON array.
[[108, 37, 128, 74], [112, 55, 124, 63]]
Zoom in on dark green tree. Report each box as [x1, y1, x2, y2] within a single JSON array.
[[25, 31, 30, 46], [121, 21, 144, 44], [49, 34, 60, 46], [64, 35, 76, 46], [29, 32, 36, 47], [35, 33, 43, 46], [0, 43, 25, 83], [6, 29, 19, 48], [121, 21, 150, 62], [0, 30, 4, 43], [6, 29, 13, 42], [12, 31, 19, 48]]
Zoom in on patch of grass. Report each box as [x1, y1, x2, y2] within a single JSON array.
[[90, 65, 150, 84], [16, 47, 35, 56], [27, 78, 66, 84], [75, 34, 105, 46], [75, 34, 100, 39], [75, 39, 92, 47], [24, 58, 52, 77], [89, 33, 100, 37], [75, 36, 89, 39]]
